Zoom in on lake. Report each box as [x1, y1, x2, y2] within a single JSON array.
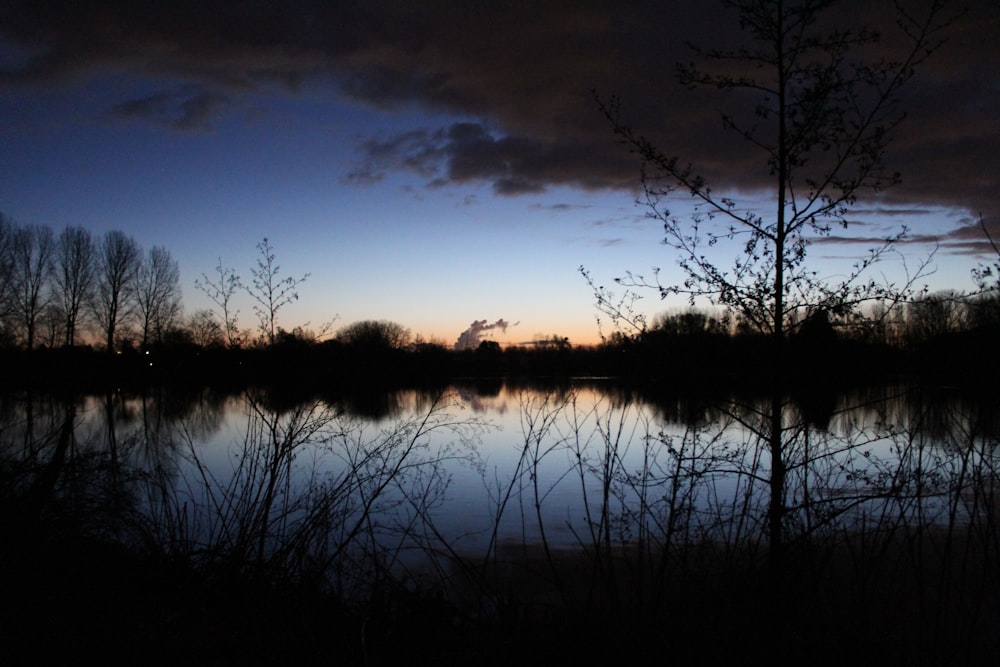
[[4, 378, 999, 664], [5, 379, 996, 570]]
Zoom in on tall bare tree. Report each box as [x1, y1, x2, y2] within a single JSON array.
[[600, 0, 948, 339], [92, 230, 141, 353], [245, 238, 309, 345], [0, 213, 16, 333], [597, 0, 951, 581], [10, 223, 55, 349], [194, 258, 243, 348], [54, 225, 96, 346], [136, 245, 182, 348]]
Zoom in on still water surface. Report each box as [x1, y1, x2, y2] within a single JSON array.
[[4, 380, 997, 573]]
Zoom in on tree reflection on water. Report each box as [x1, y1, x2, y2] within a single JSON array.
[[1, 380, 998, 664]]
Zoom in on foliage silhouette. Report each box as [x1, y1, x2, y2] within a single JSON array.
[[335, 319, 412, 351]]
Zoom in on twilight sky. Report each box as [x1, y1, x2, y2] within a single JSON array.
[[1, 0, 997, 347]]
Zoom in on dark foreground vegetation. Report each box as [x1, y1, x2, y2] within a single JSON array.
[[6, 521, 995, 666], [3, 374, 999, 666]]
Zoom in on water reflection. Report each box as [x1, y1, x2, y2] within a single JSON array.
[[2, 380, 998, 662]]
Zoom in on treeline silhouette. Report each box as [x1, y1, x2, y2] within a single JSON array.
[[2, 212, 996, 389], [0, 215, 181, 353], [2, 296, 997, 392]]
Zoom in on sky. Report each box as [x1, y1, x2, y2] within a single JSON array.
[[0, 0, 997, 348]]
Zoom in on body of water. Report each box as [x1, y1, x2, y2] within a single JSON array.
[[4, 378, 999, 664], [5, 380, 996, 564]]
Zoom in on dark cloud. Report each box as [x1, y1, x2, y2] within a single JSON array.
[[108, 86, 232, 131], [340, 167, 384, 188], [342, 128, 443, 185], [929, 215, 1000, 256], [850, 208, 937, 217], [348, 121, 614, 195], [1, 0, 996, 230], [531, 203, 591, 213], [813, 212, 1000, 258], [813, 234, 937, 247]]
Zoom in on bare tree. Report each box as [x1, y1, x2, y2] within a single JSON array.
[[136, 245, 182, 348], [10, 223, 55, 349], [598, 0, 948, 339], [54, 225, 96, 346], [187, 309, 224, 348], [92, 230, 141, 353], [245, 238, 309, 345], [195, 258, 243, 348], [906, 289, 965, 345], [0, 213, 15, 327], [596, 0, 951, 581], [39, 303, 66, 348]]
